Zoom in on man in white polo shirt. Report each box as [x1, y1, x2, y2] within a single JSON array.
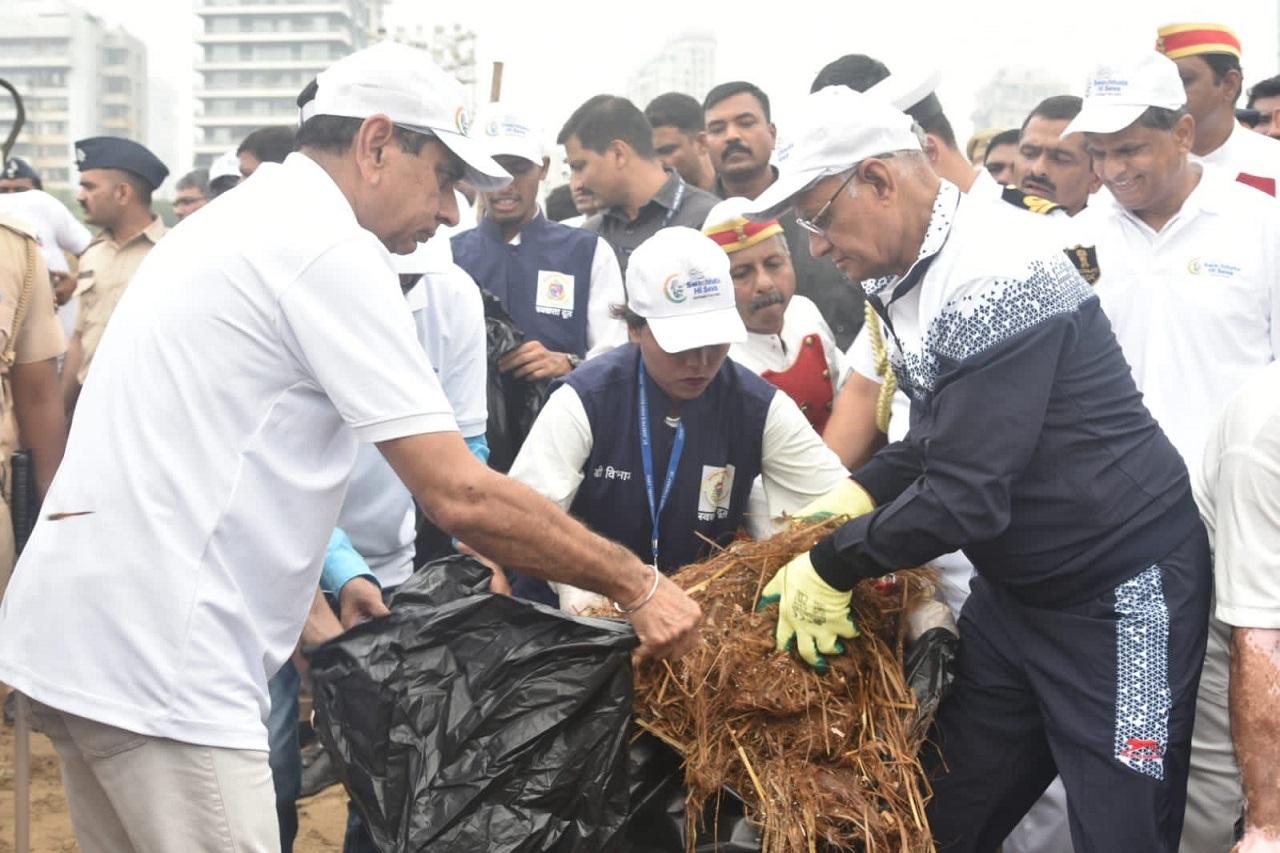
[[1195, 363, 1280, 853], [1068, 51, 1280, 853], [0, 42, 701, 853]]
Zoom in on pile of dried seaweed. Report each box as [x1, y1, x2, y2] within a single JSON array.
[[632, 518, 938, 852]]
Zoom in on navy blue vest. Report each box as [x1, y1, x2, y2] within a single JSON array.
[[452, 213, 598, 357], [512, 345, 776, 605]]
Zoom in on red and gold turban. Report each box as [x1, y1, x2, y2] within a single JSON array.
[[1156, 23, 1242, 61], [703, 197, 785, 254]]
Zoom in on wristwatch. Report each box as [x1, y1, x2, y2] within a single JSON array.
[[564, 353, 583, 371]]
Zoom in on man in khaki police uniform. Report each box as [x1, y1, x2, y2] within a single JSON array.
[[0, 215, 69, 595], [63, 137, 168, 415]]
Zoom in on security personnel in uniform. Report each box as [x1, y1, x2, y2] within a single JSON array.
[[63, 136, 168, 415], [0, 215, 68, 595], [703, 196, 843, 434], [0, 158, 42, 193]]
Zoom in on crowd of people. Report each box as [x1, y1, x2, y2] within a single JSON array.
[[0, 17, 1276, 853]]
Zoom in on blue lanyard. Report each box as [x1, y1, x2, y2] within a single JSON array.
[[637, 359, 685, 568]]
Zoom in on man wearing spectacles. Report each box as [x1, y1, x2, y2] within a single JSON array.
[[745, 85, 1210, 852]]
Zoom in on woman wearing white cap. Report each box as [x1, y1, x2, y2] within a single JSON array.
[[506, 226, 849, 612]]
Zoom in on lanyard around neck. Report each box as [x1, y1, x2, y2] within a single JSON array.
[[661, 177, 687, 228], [637, 358, 685, 569]]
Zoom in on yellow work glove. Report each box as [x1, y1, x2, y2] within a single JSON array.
[[758, 551, 859, 671], [795, 478, 875, 521]]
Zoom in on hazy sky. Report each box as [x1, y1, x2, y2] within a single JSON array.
[[75, 0, 1280, 173]]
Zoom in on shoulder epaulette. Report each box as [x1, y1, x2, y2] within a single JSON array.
[[0, 215, 37, 242], [1000, 185, 1063, 216]]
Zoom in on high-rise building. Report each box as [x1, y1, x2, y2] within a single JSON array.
[[0, 0, 149, 193], [193, 0, 377, 168], [969, 66, 1070, 134], [626, 30, 717, 110]]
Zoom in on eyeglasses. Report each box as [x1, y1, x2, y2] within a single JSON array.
[[795, 169, 858, 236]]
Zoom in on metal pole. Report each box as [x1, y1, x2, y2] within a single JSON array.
[[14, 692, 30, 853], [489, 61, 503, 103]]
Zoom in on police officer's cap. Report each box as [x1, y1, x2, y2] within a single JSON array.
[[2, 158, 39, 182], [74, 136, 169, 191]]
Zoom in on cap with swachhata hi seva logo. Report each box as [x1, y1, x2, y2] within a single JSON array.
[[299, 41, 511, 191], [1063, 53, 1187, 136], [625, 227, 747, 354]]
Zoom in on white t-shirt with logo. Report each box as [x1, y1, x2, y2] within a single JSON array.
[[1076, 165, 1280, 476], [0, 153, 458, 750]]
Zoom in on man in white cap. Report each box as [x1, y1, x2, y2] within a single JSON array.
[[505, 226, 848, 612], [1067, 51, 1280, 853], [0, 42, 701, 852], [745, 84, 1210, 851], [701, 196, 843, 435], [452, 102, 626, 384]]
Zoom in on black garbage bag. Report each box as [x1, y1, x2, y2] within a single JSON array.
[[308, 556, 638, 853], [611, 733, 762, 853], [904, 624, 960, 739], [483, 291, 551, 472]]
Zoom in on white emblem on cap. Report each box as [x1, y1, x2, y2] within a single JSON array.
[[455, 106, 471, 135], [75, 147, 86, 163]]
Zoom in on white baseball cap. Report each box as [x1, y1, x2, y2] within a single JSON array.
[[299, 41, 511, 191], [744, 86, 922, 220], [1063, 53, 1187, 136], [626, 227, 747, 353], [473, 102, 546, 166], [209, 149, 240, 182]]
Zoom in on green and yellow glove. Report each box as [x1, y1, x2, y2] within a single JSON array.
[[758, 551, 859, 671], [795, 478, 875, 522]]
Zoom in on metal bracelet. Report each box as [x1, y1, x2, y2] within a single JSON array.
[[613, 562, 662, 614]]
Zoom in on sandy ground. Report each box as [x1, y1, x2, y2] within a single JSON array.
[[0, 695, 349, 853]]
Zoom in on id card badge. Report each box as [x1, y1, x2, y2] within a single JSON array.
[[535, 270, 575, 318]]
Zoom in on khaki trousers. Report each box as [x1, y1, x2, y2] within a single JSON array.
[[1179, 614, 1242, 853], [28, 699, 280, 853]]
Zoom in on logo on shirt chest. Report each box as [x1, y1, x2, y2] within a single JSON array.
[[1186, 258, 1241, 279], [536, 270, 575, 318], [697, 464, 735, 521], [1064, 245, 1100, 285]]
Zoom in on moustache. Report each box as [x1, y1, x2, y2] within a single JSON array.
[[749, 291, 786, 312], [722, 141, 752, 159], [1023, 172, 1057, 193]]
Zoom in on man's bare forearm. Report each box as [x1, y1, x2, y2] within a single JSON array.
[[1231, 626, 1280, 835], [380, 434, 650, 607], [434, 467, 650, 605], [60, 334, 84, 419]]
